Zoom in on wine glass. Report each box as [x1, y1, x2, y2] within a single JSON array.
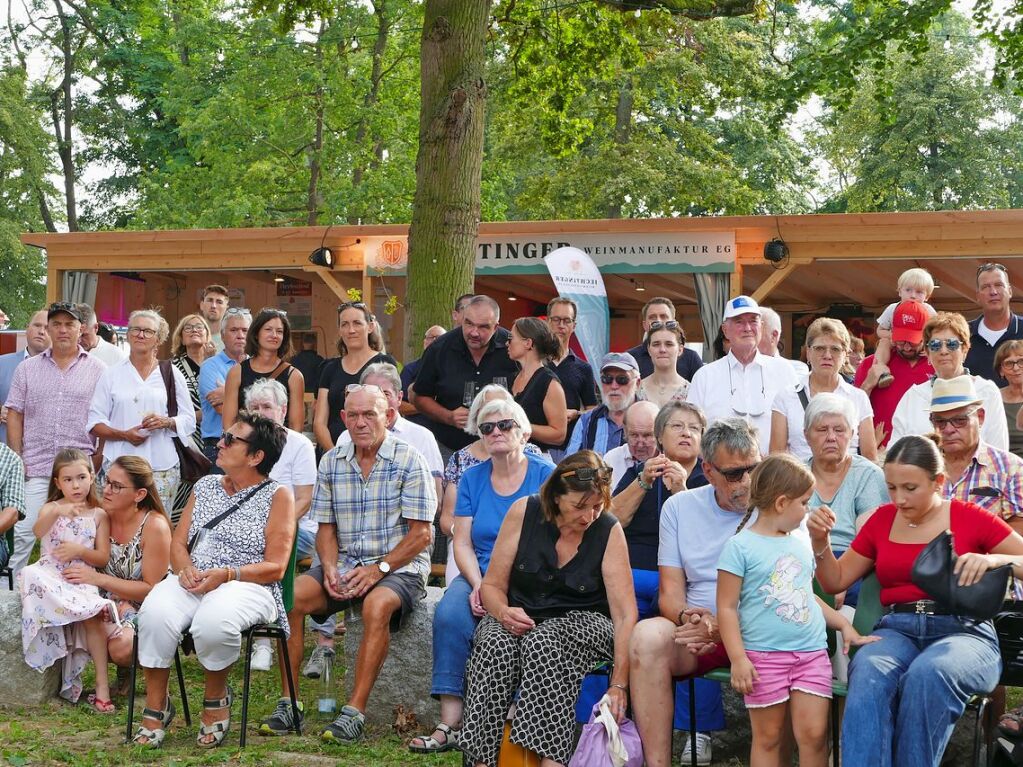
[[463, 381, 478, 408]]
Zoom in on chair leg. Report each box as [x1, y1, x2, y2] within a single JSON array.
[[125, 631, 139, 743], [831, 697, 840, 767], [278, 628, 302, 735], [975, 697, 989, 767], [174, 648, 191, 726], [688, 678, 697, 767], [239, 628, 255, 748]]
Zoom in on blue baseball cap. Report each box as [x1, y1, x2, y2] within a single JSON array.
[[723, 295, 762, 320]]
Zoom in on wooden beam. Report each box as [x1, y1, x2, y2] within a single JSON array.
[[920, 261, 979, 304], [305, 267, 352, 303], [750, 259, 811, 304], [730, 265, 744, 299], [48, 265, 61, 303]]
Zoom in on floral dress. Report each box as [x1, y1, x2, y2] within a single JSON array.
[[19, 509, 112, 702]]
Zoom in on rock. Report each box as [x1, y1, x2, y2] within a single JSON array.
[[0, 590, 60, 706], [342, 585, 442, 728]]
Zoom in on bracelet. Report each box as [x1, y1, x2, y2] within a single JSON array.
[[224, 566, 232, 581], [235, 566, 242, 582], [814, 545, 830, 559], [637, 474, 653, 491], [609, 683, 628, 693]]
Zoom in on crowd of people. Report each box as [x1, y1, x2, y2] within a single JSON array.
[[2, 262, 1023, 767]]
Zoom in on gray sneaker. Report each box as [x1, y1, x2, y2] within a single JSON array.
[[302, 644, 335, 679], [258, 698, 304, 736]]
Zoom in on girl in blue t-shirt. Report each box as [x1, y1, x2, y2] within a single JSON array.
[[717, 454, 876, 767]]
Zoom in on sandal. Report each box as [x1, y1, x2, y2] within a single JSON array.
[[409, 722, 459, 753], [999, 707, 1023, 737], [197, 686, 233, 748], [131, 697, 176, 748], [86, 693, 115, 714]]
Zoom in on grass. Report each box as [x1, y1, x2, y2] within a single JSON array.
[[0, 638, 462, 767]]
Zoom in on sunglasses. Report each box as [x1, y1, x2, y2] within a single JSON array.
[[345, 383, 384, 395], [478, 418, 517, 435], [50, 301, 75, 312], [220, 432, 251, 446], [259, 307, 288, 317], [977, 262, 1008, 276], [929, 408, 979, 431], [562, 466, 612, 483], [338, 301, 369, 312], [709, 461, 759, 483], [926, 338, 963, 353], [601, 373, 632, 386], [224, 307, 252, 318], [649, 320, 680, 332]]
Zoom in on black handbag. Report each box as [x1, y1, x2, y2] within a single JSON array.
[[159, 361, 212, 483], [910, 530, 1011, 621], [993, 601, 1023, 687]]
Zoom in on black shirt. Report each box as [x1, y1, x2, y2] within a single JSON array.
[[965, 313, 1023, 387], [553, 351, 598, 411], [627, 343, 704, 381], [290, 350, 324, 393], [319, 352, 397, 442], [514, 366, 562, 452], [413, 326, 519, 451]]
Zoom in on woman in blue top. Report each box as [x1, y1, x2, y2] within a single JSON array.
[[410, 399, 554, 754]]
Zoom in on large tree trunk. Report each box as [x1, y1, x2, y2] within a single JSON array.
[[349, 0, 391, 224], [306, 19, 325, 226], [606, 75, 633, 219], [404, 0, 490, 361], [52, 0, 78, 231]]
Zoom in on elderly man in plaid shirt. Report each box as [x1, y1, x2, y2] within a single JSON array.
[[0, 442, 26, 575], [260, 384, 436, 743]]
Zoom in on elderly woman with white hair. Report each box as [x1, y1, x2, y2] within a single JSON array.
[[87, 309, 196, 511], [805, 393, 887, 609], [409, 396, 554, 754]]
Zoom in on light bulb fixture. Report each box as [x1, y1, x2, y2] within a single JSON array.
[[507, 295, 517, 301], [309, 247, 335, 268], [273, 274, 285, 283], [635, 280, 646, 292]]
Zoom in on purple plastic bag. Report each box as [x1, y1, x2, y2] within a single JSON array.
[[569, 698, 644, 767]]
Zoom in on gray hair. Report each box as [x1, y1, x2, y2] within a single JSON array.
[[245, 377, 289, 410], [464, 384, 515, 436], [128, 309, 170, 344], [803, 392, 857, 433], [467, 294, 501, 321], [700, 417, 759, 464], [475, 398, 531, 437], [75, 302, 97, 326], [654, 401, 707, 442], [760, 307, 781, 336], [361, 362, 401, 393]]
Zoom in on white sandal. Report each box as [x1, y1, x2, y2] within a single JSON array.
[[197, 687, 233, 748], [409, 722, 460, 753], [132, 698, 175, 748]]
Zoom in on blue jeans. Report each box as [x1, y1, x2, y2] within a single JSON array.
[[431, 575, 479, 698], [575, 568, 725, 731], [842, 612, 1000, 767]]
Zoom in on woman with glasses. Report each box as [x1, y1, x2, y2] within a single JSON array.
[[169, 314, 212, 520], [87, 309, 196, 512], [222, 308, 304, 433], [508, 317, 567, 453], [410, 398, 553, 754], [890, 312, 1008, 449], [458, 450, 636, 767], [61, 455, 172, 695], [995, 340, 1023, 459], [770, 317, 877, 462], [313, 302, 395, 452], [637, 321, 690, 408]]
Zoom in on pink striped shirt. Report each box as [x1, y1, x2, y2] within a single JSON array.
[[3, 347, 106, 478]]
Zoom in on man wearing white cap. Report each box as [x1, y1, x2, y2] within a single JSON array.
[[929, 375, 1023, 533], [687, 296, 798, 455], [565, 352, 640, 457]]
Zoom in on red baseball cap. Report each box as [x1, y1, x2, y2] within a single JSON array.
[[891, 300, 929, 344]]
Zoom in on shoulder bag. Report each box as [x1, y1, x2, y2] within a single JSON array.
[[910, 530, 1012, 621], [160, 360, 212, 483]]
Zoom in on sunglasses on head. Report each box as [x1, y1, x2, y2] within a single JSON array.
[[220, 432, 251, 446], [977, 262, 1008, 276], [562, 466, 612, 483], [224, 307, 252, 318], [345, 383, 384, 395], [259, 307, 288, 317], [926, 338, 963, 353], [478, 418, 517, 435], [710, 461, 759, 483], [601, 373, 632, 386], [649, 320, 680, 332], [338, 301, 368, 312]]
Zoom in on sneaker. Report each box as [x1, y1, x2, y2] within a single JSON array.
[[250, 641, 273, 672], [681, 732, 712, 766], [302, 645, 335, 679], [258, 698, 304, 736], [321, 705, 365, 743]]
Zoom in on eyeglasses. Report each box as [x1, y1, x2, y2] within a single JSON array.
[[548, 316, 575, 326], [929, 408, 979, 431], [601, 373, 632, 386], [809, 344, 844, 357], [478, 418, 517, 435], [127, 326, 157, 338], [224, 307, 252, 318], [104, 480, 130, 494], [562, 466, 612, 483], [345, 383, 384, 395], [649, 320, 680, 332], [182, 323, 206, 333], [709, 462, 759, 483], [49, 301, 75, 312], [926, 338, 963, 353], [728, 365, 766, 417], [220, 432, 251, 446], [1002, 359, 1023, 371], [665, 421, 703, 435]]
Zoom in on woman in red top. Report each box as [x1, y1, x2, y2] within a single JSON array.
[[809, 434, 1023, 767]]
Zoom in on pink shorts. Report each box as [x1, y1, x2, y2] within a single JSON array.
[[744, 649, 832, 708]]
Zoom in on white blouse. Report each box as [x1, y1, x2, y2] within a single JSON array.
[[86, 358, 196, 471]]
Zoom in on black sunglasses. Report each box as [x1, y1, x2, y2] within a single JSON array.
[[977, 262, 1008, 276], [220, 432, 251, 446], [478, 418, 517, 435], [562, 466, 612, 483], [601, 373, 632, 386], [709, 461, 759, 483], [649, 320, 680, 331]]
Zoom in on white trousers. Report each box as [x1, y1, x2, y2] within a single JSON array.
[[137, 575, 277, 671], [9, 477, 49, 583]]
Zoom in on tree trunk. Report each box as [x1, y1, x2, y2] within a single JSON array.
[[53, 0, 78, 231], [350, 0, 391, 221], [606, 75, 633, 219], [405, 0, 490, 361], [306, 19, 325, 226]]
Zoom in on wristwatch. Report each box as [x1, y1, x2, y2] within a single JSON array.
[[377, 560, 392, 575]]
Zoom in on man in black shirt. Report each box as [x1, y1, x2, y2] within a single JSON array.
[[627, 297, 704, 380], [965, 262, 1023, 386], [546, 297, 598, 460], [410, 295, 518, 451], [290, 333, 324, 394]]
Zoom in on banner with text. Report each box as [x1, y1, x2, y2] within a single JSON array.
[[544, 247, 609, 380]]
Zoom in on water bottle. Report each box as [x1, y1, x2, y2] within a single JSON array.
[[317, 659, 336, 716]]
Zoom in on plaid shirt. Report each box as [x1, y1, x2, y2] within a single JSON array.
[[943, 441, 1023, 521], [0, 443, 25, 520], [311, 433, 437, 579]]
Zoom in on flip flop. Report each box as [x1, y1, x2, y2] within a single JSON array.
[[999, 708, 1023, 738]]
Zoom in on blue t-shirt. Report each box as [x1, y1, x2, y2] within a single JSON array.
[[808, 453, 888, 550], [455, 452, 554, 573], [717, 528, 826, 653], [198, 352, 240, 439]]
